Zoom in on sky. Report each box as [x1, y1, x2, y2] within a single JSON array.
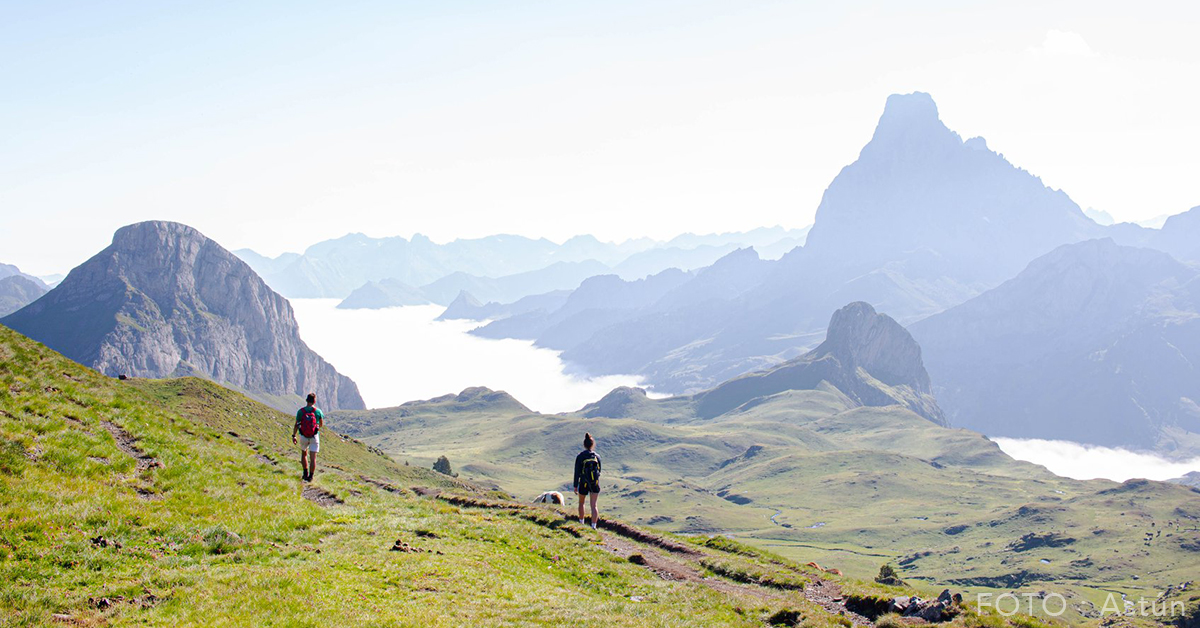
[[2, 0, 1198, 275]]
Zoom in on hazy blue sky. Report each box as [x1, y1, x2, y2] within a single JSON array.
[[3, 1, 1197, 274]]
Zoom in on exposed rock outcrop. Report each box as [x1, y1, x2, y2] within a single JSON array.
[[695, 302, 945, 423], [2, 221, 364, 410]]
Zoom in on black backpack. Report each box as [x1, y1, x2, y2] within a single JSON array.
[[581, 453, 600, 485]]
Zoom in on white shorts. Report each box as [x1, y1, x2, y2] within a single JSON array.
[[298, 433, 320, 452]]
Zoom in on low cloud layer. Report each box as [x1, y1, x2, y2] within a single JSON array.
[[994, 437, 1200, 482]]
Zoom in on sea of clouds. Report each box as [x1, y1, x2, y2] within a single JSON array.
[[993, 437, 1200, 482], [291, 300, 654, 413]]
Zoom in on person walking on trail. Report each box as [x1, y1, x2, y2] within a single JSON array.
[[573, 432, 602, 529], [292, 393, 323, 481]]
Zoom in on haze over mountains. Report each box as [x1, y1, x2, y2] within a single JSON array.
[[2, 221, 364, 411], [428, 92, 1200, 455], [235, 226, 810, 304]]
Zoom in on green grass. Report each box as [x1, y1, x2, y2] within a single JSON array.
[[332, 385, 1200, 626], [2, 322, 1193, 627]]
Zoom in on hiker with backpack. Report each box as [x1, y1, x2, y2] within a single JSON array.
[[573, 432, 602, 529], [292, 393, 323, 481]]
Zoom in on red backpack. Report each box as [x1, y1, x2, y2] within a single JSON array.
[[298, 406, 320, 437]]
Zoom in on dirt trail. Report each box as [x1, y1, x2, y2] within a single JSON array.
[[597, 527, 785, 601], [592, 523, 868, 624], [423, 493, 872, 624]]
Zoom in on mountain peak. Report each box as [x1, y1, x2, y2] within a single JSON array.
[[881, 91, 939, 122], [815, 302, 933, 391], [867, 91, 957, 150], [112, 220, 203, 246]]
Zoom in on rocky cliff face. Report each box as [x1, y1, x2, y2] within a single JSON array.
[[2, 221, 364, 410], [695, 302, 945, 423]]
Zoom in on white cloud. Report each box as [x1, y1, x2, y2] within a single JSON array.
[[1034, 29, 1096, 57], [993, 437, 1200, 482]]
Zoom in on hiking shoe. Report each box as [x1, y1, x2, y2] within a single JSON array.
[[591, 522, 598, 530]]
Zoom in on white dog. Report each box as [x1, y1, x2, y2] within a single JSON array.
[[532, 491, 565, 505]]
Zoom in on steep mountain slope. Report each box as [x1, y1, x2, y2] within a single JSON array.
[[910, 238, 1200, 453], [2, 221, 364, 411], [0, 275, 47, 316]]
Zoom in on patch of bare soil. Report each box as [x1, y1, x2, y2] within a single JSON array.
[[301, 485, 344, 507], [101, 420, 161, 472], [595, 517, 701, 557], [230, 432, 278, 466], [360, 475, 407, 494], [804, 578, 872, 625]]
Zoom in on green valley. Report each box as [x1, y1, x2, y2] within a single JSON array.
[[333, 385, 1200, 625]]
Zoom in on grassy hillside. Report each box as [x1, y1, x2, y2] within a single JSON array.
[[333, 387, 1200, 625], [3, 323, 1106, 628]]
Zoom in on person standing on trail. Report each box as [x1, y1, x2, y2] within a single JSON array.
[[573, 432, 602, 529], [292, 393, 323, 481]]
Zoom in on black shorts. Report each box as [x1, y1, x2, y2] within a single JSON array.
[[578, 483, 600, 496]]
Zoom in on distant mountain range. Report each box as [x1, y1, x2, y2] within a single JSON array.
[[235, 226, 810, 302], [455, 92, 1200, 456], [2, 221, 364, 411], [468, 93, 1116, 391], [337, 259, 611, 310]]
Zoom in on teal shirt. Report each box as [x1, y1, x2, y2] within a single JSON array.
[[295, 406, 324, 430]]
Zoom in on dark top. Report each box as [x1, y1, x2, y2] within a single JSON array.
[[573, 449, 601, 488]]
